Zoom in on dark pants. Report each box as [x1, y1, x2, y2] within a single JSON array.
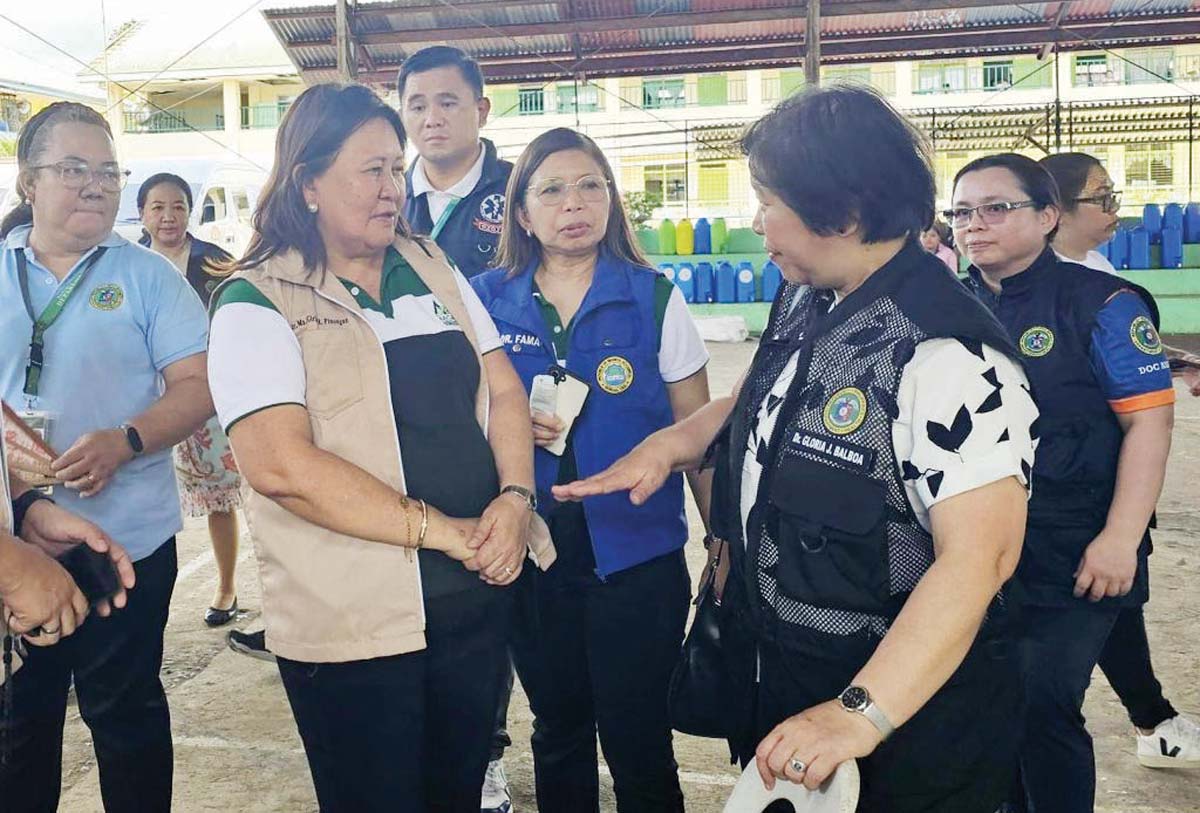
[[278, 591, 512, 813], [489, 656, 513, 762], [742, 625, 1020, 813], [512, 533, 690, 813], [1015, 603, 1120, 813], [1096, 605, 1176, 730], [0, 538, 177, 813]]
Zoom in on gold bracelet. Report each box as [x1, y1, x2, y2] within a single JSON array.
[[417, 499, 429, 549], [400, 496, 414, 547]]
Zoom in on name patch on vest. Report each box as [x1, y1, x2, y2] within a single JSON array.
[[790, 431, 876, 473], [500, 332, 543, 349], [290, 314, 351, 330]]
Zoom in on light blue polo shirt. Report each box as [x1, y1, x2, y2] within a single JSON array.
[[1, 224, 209, 561]]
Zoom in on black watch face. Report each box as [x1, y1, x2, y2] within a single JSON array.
[[841, 686, 869, 711]]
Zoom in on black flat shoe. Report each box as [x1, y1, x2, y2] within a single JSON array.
[[204, 598, 238, 627]]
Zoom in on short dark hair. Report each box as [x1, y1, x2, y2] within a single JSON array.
[[494, 127, 649, 275], [397, 46, 485, 99], [1039, 152, 1105, 213], [233, 83, 412, 272], [953, 153, 1061, 240], [739, 84, 935, 243], [137, 172, 193, 211]]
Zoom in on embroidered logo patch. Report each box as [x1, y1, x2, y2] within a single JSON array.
[[1129, 316, 1162, 355], [432, 301, 458, 327], [596, 356, 634, 394], [1019, 326, 1054, 358], [479, 193, 505, 224], [88, 284, 124, 311], [822, 387, 867, 435]]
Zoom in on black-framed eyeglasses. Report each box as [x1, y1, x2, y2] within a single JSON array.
[[1073, 190, 1122, 214], [528, 174, 610, 207], [943, 200, 1038, 228], [31, 160, 130, 193]]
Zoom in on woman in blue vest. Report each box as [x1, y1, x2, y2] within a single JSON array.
[[557, 87, 1040, 812], [471, 127, 711, 813], [951, 153, 1176, 812]]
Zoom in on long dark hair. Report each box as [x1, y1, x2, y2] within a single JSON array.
[[1039, 152, 1105, 213], [493, 127, 649, 275], [232, 83, 412, 272], [0, 102, 113, 238]]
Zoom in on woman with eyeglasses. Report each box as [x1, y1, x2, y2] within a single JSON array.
[[470, 127, 711, 812], [952, 153, 1176, 813], [1039, 152, 1122, 273], [0, 102, 214, 811]]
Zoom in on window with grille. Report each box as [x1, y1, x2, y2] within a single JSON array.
[[642, 79, 687, 109], [518, 87, 545, 116], [556, 83, 600, 113], [644, 163, 687, 204], [1074, 55, 1111, 87], [1125, 144, 1174, 188], [982, 61, 1013, 90]]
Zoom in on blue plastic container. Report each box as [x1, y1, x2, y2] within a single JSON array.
[[715, 260, 736, 303], [1162, 226, 1183, 268], [761, 260, 783, 303], [693, 218, 712, 255], [657, 262, 676, 284], [674, 262, 695, 302], [1142, 204, 1162, 244], [736, 261, 756, 302], [694, 261, 715, 304], [1185, 203, 1200, 243], [1164, 203, 1184, 235], [1108, 229, 1129, 270], [1129, 227, 1151, 269]]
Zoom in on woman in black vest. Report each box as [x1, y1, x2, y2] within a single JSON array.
[[951, 154, 1177, 811], [557, 86, 1039, 812]]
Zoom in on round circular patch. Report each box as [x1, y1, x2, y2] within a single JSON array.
[[1019, 325, 1055, 358], [479, 193, 505, 224], [88, 283, 124, 311], [1129, 315, 1162, 355], [596, 356, 634, 394], [822, 387, 868, 436]]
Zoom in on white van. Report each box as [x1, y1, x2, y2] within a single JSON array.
[[191, 162, 267, 259]]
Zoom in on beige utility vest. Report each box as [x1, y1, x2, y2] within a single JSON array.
[[221, 235, 553, 663]]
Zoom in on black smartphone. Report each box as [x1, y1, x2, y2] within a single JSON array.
[[56, 544, 121, 606], [1169, 357, 1200, 372]]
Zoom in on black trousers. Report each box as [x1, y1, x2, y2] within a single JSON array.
[[0, 538, 177, 813], [740, 624, 1020, 813], [1096, 605, 1177, 730], [1014, 602, 1120, 813], [511, 507, 690, 813], [277, 591, 512, 813]]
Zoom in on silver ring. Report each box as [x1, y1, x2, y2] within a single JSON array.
[[42, 626, 60, 635], [86, 473, 96, 484], [788, 757, 807, 775], [503, 566, 515, 576]]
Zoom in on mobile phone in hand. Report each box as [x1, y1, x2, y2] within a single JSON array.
[[56, 544, 121, 606]]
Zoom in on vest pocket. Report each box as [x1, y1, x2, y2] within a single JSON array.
[[298, 329, 365, 419], [768, 455, 890, 614]]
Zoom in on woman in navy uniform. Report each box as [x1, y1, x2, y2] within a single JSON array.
[[951, 153, 1176, 811], [558, 87, 1040, 812], [471, 128, 711, 813]]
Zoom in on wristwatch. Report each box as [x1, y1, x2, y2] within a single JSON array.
[[839, 684, 895, 740], [500, 484, 537, 512], [120, 423, 144, 457]]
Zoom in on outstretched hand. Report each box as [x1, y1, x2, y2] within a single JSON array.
[[551, 435, 675, 505]]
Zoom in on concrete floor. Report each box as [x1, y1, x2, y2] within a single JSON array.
[[53, 340, 1200, 812]]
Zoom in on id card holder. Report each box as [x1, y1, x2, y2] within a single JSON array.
[[18, 409, 52, 442], [533, 365, 590, 457]]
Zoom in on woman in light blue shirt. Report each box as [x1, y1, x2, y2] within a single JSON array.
[[0, 102, 212, 812]]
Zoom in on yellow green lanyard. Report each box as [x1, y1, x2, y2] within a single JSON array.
[[17, 247, 108, 398]]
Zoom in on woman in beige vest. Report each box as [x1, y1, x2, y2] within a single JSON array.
[[207, 83, 552, 812]]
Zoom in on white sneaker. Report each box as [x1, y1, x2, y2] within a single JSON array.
[[1136, 714, 1200, 769], [480, 759, 513, 813]]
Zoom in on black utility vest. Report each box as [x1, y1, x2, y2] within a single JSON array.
[[720, 241, 1019, 648], [964, 250, 1158, 527]]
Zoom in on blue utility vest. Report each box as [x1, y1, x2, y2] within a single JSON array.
[[964, 248, 1159, 605], [404, 138, 513, 279], [471, 254, 688, 577]]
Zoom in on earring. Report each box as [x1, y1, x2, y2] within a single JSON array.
[[307, 202, 319, 214]]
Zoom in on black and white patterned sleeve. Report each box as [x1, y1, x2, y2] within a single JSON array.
[[891, 337, 1039, 531]]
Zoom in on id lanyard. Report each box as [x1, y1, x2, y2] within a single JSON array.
[[429, 196, 461, 241], [16, 246, 108, 400]]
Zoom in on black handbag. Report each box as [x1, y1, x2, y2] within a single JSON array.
[[668, 537, 734, 738]]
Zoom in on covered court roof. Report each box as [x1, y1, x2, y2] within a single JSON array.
[[262, 0, 1200, 87]]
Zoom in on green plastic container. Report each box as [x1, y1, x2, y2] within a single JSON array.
[[711, 217, 728, 254], [636, 228, 660, 255], [658, 219, 676, 255]]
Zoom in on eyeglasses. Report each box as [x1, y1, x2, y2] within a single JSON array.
[[32, 160, 130, 193], [943, 200, 1038, 228], [1073, 190, 1122, 214], [528, 174, 610, 207]]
